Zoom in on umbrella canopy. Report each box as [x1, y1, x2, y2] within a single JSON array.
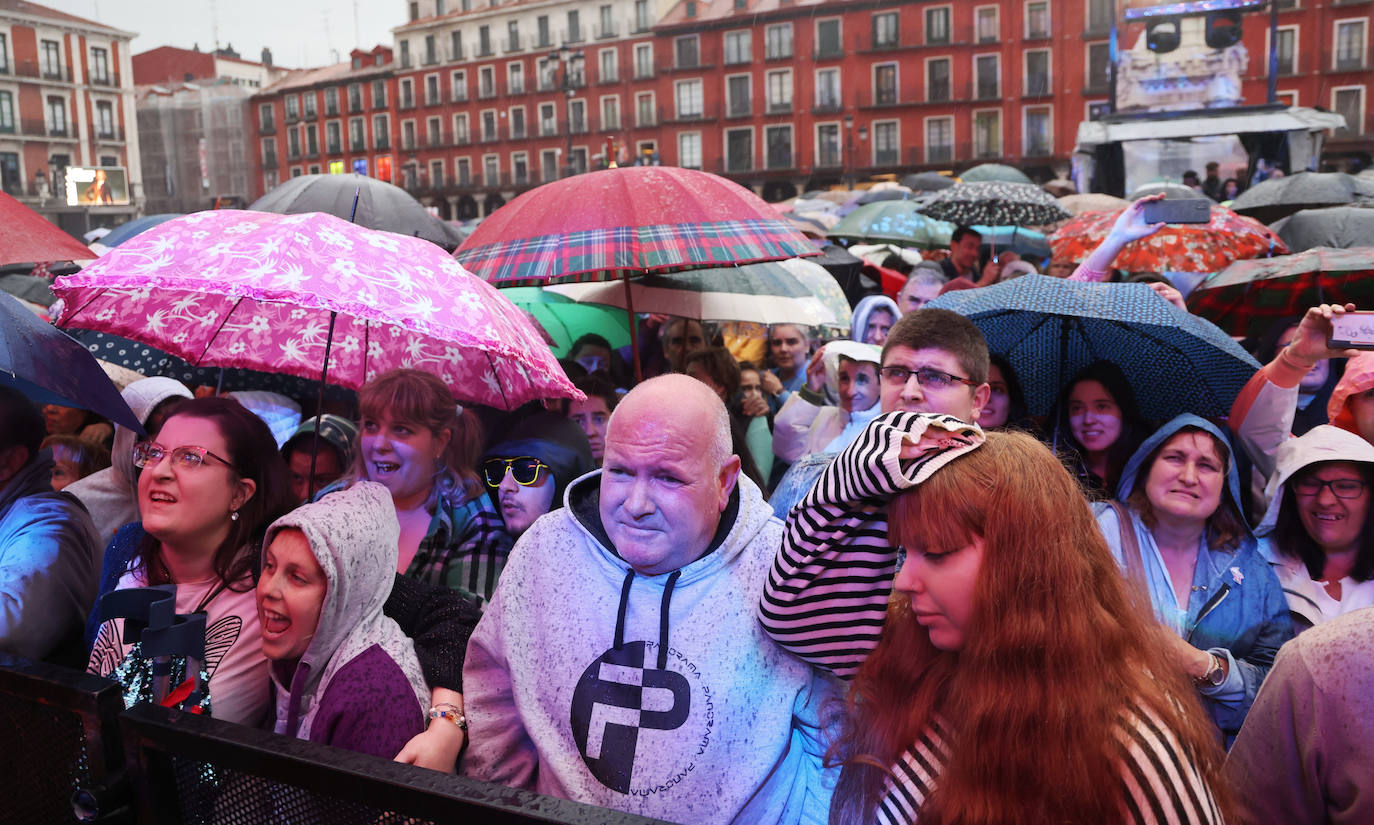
[[901, 172, 956, 192], [1274, 206, 1374, 252], [827, 201, 955, 248], [1049, 204, 1286, 272], [499, 286, 632, 357], [52, 211, 578, 410], [1187, 247, 1374, 338], [959, 163, 1033, 185], [547, 261, 850, 329], [0, 191, 95, 266], [1129, 182, 1207, 201], [855, 188, 913, 206], [454, 166, 817, 286], [919, 181, 1072, 228], [0, 273, 57, 308], [973, 226, 1051, 259], [93, 213, 184, 251], [1058, 193, 1130, 216], [1229, 172, 1374, 225], [776, 258, 854, 332], [0, 291, 141, 430], [250, 174, 465, 250], [926, 275, 1260, 420]]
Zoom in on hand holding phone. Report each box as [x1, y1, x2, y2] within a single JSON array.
[[1328, 311, 1374, 350]]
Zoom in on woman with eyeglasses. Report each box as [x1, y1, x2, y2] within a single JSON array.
[[1255, 425, 1374, 633], [87, 397, 295, 724], [324, 368, 511, 605], [480, 413, 594, 539]]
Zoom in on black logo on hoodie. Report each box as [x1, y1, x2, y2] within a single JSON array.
[[570, 641, 692, 793]]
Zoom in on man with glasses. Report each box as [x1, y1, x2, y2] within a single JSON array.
[[462, 374, 835, 825], [479, 413, 594, 539], [0, 387, 101, 665]]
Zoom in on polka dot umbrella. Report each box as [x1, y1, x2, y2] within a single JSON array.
[[918, 181, 1072, 229]]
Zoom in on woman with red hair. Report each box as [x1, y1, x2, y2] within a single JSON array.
[[763, 413, 1228, 824]]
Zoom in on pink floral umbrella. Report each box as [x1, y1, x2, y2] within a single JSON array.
[[51, 210, 580, 410]]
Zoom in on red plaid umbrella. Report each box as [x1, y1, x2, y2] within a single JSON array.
[[0, 191, 94, 266], [453, 166, 818, 286], [1187, 247, 1374, 338], [1049, 205, 1287, 273]]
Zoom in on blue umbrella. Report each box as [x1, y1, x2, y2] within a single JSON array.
[[926, 275, 1260, 420], [0, 292, 141, 430], [98, 213, 183, 250], [971, 226, 1052, 260]]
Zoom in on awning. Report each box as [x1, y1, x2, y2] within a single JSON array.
[[1076, 106, 1348, 152]]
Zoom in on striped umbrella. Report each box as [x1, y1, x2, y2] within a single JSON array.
[[547, 261, 850, 331]]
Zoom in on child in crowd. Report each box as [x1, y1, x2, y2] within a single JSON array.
[[258, 482, 430, 759], [41, 434, 111, 491]]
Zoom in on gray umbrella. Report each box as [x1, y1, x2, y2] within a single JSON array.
[[249, 173, 465, 250], [1274, 206, 1374, 252], [1129, 182, 1208, 201], [1230, 172, 1374, 224], [901, 172, 956, 192], [919, 181, 1072, 227]]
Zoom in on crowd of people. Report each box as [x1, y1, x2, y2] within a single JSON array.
[[2, 195, 1372, 824]]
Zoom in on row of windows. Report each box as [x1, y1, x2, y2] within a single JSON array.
[[400, 0, 654, 67], [0, 32, 116, 84], [1271, 19, 1371, 74], [0, 89, 119, 137]]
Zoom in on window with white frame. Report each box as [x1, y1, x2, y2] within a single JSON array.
[[874, 63, 897, 106], [765, 124, 793, 168], [398, 121, 412, 151], [40, 40, 60, 77], [0, 34, 10, 75], [510, 106, 526, 139], [926, 57, 951, 101], [975, 54, 1000, 99], [480, 66, 495, 97], [675, 79, 703, 118], [816, 68, 841, 110], [1276, 90, 1298, 106], [46, 96, 67, 134], [599, 49, 617, 83], [1274, 26, 1297, 75], [1088, 0, 1113, 32], [350, 117, 365, 150], [513, 152, 528, 185], [538, 102, 556, 136], [766, 69, 793, 113], [636, 92, 656, 126], [974, 110, 1001, 157], [724, 30, 751, 65], [925, 7, 950, 44], [634, 44, 653, 79], [816, 123, 841, 167], [262, 136, 277, 161], [541, 149, 558, 181], [873, 120, 898, 165], [451, 70, 467, 101], [765, 23, 793, 59], [480, 110, 496, 141], [815, 18, 842, 58], [328, 120, 343, 152], [975, 6, 999, 42], [1087, 42, 1110, 91], [1024, 106, 1052, 156], [727, 74, 752, 117], [872, 12, 898, 49], [288, 126, 301, 157], [602, 96, 620, 130], [678, 132, 702, 169], [726, 128, 752, 171], [675, 35, 700, 69], [400, 78, 415, 107], [285, 95, 300, 120], [925, 117, 953, 162], [1335, 20, 1366, 70], [1026, 1, 1050, 38], [569, 98, 586, 132], [456, 156, 472, 186], [569, 147, 587, 174], [1025, 50, 1050, 96], [90, 47, 110, 83], [1334, 86, 1365, 134], [430, 158, 445, 187], [95, 101, 115, 138], [484, 154, 499, 186], [508, 63, 525, 94], [454, 112, 470, 143]]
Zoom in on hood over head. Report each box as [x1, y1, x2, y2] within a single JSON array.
[[1116, 413, 1252, 540], [1257, 424, 1374, 536], [263, 481, 428, 735], [1327, 352, 1374, 437], [483, 412, 595, 511], [849, 295, 900, 344], [822, 341, 882, 402]]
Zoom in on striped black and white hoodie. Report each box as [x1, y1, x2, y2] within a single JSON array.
[[759, 412, 1222, 825]]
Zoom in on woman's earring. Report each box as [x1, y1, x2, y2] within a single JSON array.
[[230, 510, 240, 522]]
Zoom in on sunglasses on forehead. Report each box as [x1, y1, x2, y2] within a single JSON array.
[[482, 456, 550, 487]]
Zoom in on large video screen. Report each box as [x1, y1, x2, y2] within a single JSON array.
[[65, 167, 130, 206]]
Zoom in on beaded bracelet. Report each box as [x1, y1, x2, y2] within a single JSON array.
[[428, 702, 468, 730]]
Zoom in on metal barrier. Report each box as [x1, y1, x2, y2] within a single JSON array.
[[1, 660, 674, 825]]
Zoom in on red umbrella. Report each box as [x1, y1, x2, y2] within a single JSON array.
[[454, 166, 817, 286], [1049, 204, 1287, 273], [0, 191, 94, 266]]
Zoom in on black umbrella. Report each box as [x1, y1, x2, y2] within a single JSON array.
[[900, 172, 956, 192], [1230, 172, 1374, 224], [1273, 206, 1374, 252], [919, 181, 1072, 227], [249, 173, 465, 250]]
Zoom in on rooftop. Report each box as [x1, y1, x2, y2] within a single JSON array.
[[0, 0, 134, 36]]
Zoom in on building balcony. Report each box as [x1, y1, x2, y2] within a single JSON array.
[[478, 87, 497, 100], [373, 97, 388, 110], [974, 84, 1001, 101], [508, 83, 527, 96], [594, 21, 618, 39], [349, 100, 364, 113], [812, 45, 844, 61], [451, 89, 469, 103], [816, 152, 842, 169], [15, 60, 74, 82], [399, 97, 416, 110], [94, 126, 126, 142], [303, 109, 318, 121], [285, 111, 300, 124], [597, 71, 619, 85], [659, 56, 713, 73], [424, 94, 443, 108], [423, 52, 440, 66], [476, 44, 494, 58], [287, 148, 302, 160], [350, 140, 366, 152], [562, 28, 585, 45], [454, 134, 472, 146], [375, 136, 391, 150], [447, 46, 465, 62], [812, 100, 843, 115], [304, 148, 320, 159], [479, 126, 505, 143], [259, 120, 276, 135], [765, 101, 793, 115], [89, 72, 121, 87], [504, 35, 523, 53], [325, 105, 340, 117], [264, 153, 279, 168], [1325, 49, 1370, 72], [856, 90, 903, 109], [865, 38, 901, 53], [725, 102, 752, 119], [326, 142, 342, 154], [668, 103, 720, 123]]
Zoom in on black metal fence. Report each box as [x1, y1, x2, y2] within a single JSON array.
[[2, 659, 676, 825]]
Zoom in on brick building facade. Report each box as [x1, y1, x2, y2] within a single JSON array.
[[247, 0, 1374, 216], [0, 0, 142, 234]]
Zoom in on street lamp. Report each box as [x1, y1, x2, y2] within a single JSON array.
[[844, 114, 854, 189], [548, 45, 585, 177]]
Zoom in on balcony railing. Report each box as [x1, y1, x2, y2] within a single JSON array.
[[326, 141, 341, 154], [264, 153, 278, 168], [975, 82, 1000, 100], [15, 60, 74, 82], [399, 96, 416, 110], [726, 100, 752, 118], [562, 28, 585, 44], [426, 131, 448, 148], [476, 42, 494, 58], [375, 135, 391, 150], [812, 100, 842, 115], [424, 93, 443, 108], [594, 21, 618, 39], [454, 133, 471, 146], [1327, 48, 1369, 71], [765, 101, 793, 115], [94, 126, 126, 142], [89, 71, 120, 87], [659, 55, 711, 73], [285, 110, 300, 124], [504, 35, 523, 53], [350, 139, 366, 152], [447, 45, 465, 61], [451, 89, 469, 103], [597, 70, 618, 85], [325, 103, 339, 117], [303, 108, 318, 121], [423, 51, 439, 66], [259, 119, 276, 135], [373, 95, 388, 110], [349, 98, 363, 113], [478, 85, 497, 100], [813, 44, 844, 61]]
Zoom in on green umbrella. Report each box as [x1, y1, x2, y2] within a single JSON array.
[[959, 163, 1032, 185], [826, 201, 955, 249], [499, 286, 632, 358]]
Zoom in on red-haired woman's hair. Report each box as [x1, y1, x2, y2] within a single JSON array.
[[828, 430, 1230, 825], [348, 368, 484, 506]]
